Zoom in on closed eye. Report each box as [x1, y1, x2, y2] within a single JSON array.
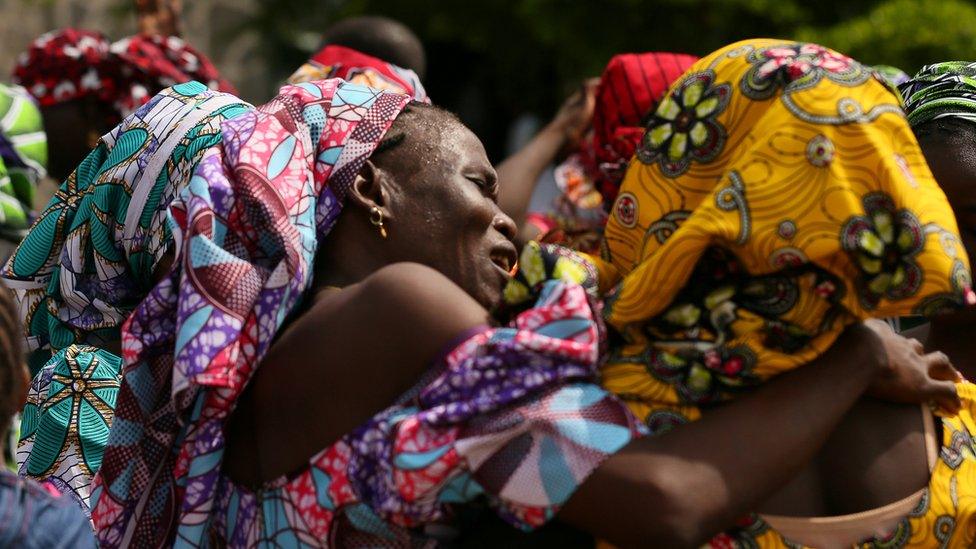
[[468, 177, 499, 200]]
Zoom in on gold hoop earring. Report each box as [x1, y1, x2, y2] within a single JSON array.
[[369, 206, 387, 239], [86, 130, 100, 149]]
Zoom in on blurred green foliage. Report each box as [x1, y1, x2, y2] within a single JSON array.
[[246, 0, 976, 158], [798, 0, 976, 70]]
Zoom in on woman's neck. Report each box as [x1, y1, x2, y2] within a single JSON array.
[[312, 217, 391, 293]]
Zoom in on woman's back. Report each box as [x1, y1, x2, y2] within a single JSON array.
[[758, 398, 930, 517]]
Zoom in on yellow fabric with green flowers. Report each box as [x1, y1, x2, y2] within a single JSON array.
[[589, 37, 976, 548], [596, 39, 971, 430]]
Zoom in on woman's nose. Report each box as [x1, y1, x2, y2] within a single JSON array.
[[492, 211, 517, 242]]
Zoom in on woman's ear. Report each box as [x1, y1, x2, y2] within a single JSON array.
[[347, 159, 392, 217]]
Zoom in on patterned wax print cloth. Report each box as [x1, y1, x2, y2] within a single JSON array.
[[5, 82, 252, 514], [900, 61, 976, 127], [530, 52, 698, 253], [587, 52, 700, 206], [288, 44, 428, 102], [0, 83, 46, 246], [592, 37, 976, 547], [597, 38, 971, 426], [89, 78, 411, 546], [13, 28, 237, 118], [213, 279, 641, 546], [90, 76, 643, 546]]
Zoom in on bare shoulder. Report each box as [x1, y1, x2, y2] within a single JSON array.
[[228, 263, 496, 483], [291, 262, 494, 369], [356, 262, 490, 329]]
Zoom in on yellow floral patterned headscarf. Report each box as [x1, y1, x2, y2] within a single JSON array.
[[597, 39, 973, 427]]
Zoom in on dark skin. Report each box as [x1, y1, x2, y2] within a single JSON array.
[[222, 109, 960, 548], [41, 97, 118, 182], [913, 127, 976, 373], [321, 16, 428, 80], [743, 124, 976, 529], [226, 108, 519, 482], [136, 0, 182, 36], [755, 327, 951, 519]]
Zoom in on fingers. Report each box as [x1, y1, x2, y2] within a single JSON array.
[[908, 337, 924, 354], [924, 350, 961, 413], [564, 88, 585, 107], [864, 318, 894, 334], [926, 351, 963, 382], [583, 84, 599, 112], [926, 379, 962, 415], [565, 79, 599, 110]]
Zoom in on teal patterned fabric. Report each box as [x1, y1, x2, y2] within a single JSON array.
[[17, 346, 120, 513], [2, 81, 251, 358], [4, 81, 252, 514]]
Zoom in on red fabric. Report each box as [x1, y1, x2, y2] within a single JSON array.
[[585, 52, 698, 205], [292, 44, 428, 101], [13, 29, 116, 108], [13, 28, 236, 117], [111, 34, 238, 113]]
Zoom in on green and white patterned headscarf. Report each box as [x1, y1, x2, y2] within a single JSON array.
[[0, 83, 46, 243], [900, 61, 976, 127], [873, 65, 909, 87]]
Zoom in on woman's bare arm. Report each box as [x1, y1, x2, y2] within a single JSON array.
[[228, 269, 957, 547], [225, 262, 494, 485], [559, 322, 958, 548]]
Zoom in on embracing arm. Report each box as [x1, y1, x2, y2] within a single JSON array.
[[559, 322, 959, 548], [225, 262, 494, 485]]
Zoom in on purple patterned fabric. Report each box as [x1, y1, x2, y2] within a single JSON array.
[[91, 79, 411, 547], [205, 280, 644, 546]]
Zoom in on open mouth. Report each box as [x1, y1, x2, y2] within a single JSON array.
[[489, 251, 512, 273], [489, 244, 518, 276]]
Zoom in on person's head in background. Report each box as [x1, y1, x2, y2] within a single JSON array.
[[0, 283, 27, 455], [13, 28, 237, 182], [509, 52, 698, 251], [901, 62, 976, 325], [287, 16, 428, 101], [321, 15, 426, 80]]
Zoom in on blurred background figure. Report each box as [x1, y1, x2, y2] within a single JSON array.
[[0, 280, 94, 546], [497, 52, 698, 250], [0, 84, 46, 262], [901, 61, 976, 380], [3, 0, 973, 165], [287, 15, 428, 100], [12, 5, 235, 183], [293, 15, 426, 81]]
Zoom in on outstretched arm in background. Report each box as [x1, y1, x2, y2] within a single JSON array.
[[496, 79, 598, 243]]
